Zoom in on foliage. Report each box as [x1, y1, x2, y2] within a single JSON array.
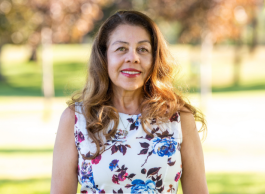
[[147, 0, 263, 44], [0, 0, 114, 46]]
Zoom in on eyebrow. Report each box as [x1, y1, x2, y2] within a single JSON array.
[[111, 40, 151, 46]]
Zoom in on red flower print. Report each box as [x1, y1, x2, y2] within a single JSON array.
[[170, 113, 179, 122], [112, 174, 119, 184], [118, 171, 128, 181], [81, 190, 87, 193], [174, 172, 181, 182], [75, 115, 78, 124], [78, 131, 85, 143], [91, 154, 102, 165]]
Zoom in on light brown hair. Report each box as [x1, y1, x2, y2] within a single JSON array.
[[68, 10, 206, 159]]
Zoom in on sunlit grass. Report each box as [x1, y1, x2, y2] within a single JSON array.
[[0, 178, 51, 194], [1, 174, 265, 194], [0, 178, 82, 194], [1, 147, 265, 194], [178, 173, 265, 194]]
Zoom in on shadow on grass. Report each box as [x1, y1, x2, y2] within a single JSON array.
[[186, 83, 265, 94], [0, 61, 85, 97], [1, 81, 265, 97], [0, 81, 71, 97], [0, 148, 53, 154], [212, 84, 265, 93]]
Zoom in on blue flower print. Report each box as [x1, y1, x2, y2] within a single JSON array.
[[109, 159, 119, 171], [128, 114, 142, 131], [134, 114, 141, 127], [152, 137, 178, 157], [131, 179, 157, 193], [80, 161, 96, 189]]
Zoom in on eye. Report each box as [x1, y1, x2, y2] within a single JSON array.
[[116, 47, 126, 52], [138, 47, 148, 53]]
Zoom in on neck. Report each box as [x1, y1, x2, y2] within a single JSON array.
[[112, 88, 143, 115]]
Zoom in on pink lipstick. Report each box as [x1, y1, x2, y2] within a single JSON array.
[[121, 68, 141, 78]]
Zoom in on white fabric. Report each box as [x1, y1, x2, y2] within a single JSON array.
[[74, 103, 182, 194]]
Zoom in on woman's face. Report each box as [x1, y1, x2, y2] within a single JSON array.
[[107, 24, 152, 94]]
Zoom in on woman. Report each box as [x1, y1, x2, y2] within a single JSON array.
[[51, 10, 208, 194]]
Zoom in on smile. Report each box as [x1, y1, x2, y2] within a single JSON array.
[[121, 71, 141, 75], [121, 70, 141, 78]]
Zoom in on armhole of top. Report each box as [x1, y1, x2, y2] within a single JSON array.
[[74, 102, 84, 133], [74, 102, 77, 132], [178, 112, 183, 144], [74, 102, 82, 143]]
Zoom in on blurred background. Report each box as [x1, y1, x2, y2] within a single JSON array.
[[0, 0, 265, 193]]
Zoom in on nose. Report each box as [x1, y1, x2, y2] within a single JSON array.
[[125, 50, 140, 64]]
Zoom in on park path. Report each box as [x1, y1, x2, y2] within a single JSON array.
[[0, 91, 265, 179]]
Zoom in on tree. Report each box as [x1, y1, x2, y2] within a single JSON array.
[[146, 0, 263, 108], [0, 0, 30, 80], [147, 0, 262, 44], [0, 0, 114, 96]]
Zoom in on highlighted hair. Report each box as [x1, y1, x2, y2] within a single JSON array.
[[68, 10, 206, 159]]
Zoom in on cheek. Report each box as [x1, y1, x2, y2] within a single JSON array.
[[143, 56, 153, 73], [107, 54, 120, 70]]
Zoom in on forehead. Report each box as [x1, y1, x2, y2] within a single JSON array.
[[108, 24, 151, 45]]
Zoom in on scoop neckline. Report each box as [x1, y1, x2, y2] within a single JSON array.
[[118, 112, 141, 116]]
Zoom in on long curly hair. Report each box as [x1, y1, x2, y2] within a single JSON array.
[[68, 10, 207, 159]]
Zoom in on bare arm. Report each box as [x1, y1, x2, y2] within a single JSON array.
[[180, 111, 208, 194], [51, 107, 78, 194]]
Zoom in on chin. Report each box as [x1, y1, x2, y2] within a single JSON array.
[[121, 84, 143, 92], [123, 87, 141, 92]]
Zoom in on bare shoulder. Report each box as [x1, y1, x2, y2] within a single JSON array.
[[179, 107, 197, 141], [51, 106, 78, 193], [60, 106, 75, 123], [54, 106, 76, 155], [179, 107, 209, 193], [54, 106, 76, 148]]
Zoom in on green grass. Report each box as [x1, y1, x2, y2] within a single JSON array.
[[1, 147, 265, 194], [1, 44, 265, 96], [177, 173, 265, 194], [0, 178, 52, 194], [1, 174, 264, 194], [0, 60, 86, 96], [0, 148, 53, 154], [0, 178, 82, 194], [0, 44, 88, 96]]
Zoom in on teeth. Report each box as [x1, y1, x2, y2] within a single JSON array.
[[121, 71, 140, 75]]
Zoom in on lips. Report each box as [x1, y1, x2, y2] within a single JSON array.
[[121, 71, 140, 75], [121, 68, 141, 78]]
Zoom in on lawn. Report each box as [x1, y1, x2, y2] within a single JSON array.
[[1, 147, 265, 194], [1, 173, 265, 194], [1, 44, 265, 96], [0, 44, 265, 194]]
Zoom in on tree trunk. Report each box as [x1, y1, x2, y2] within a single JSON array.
[[249, 14, 258, 53], [41, 27, 54, 98], [0, 45, 4, 81], [200, 31, 213, 111], [29, 45, 38, 61], [233, 38, 243, 86]]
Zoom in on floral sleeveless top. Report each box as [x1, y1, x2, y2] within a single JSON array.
[[74, 104, 183, 194]]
